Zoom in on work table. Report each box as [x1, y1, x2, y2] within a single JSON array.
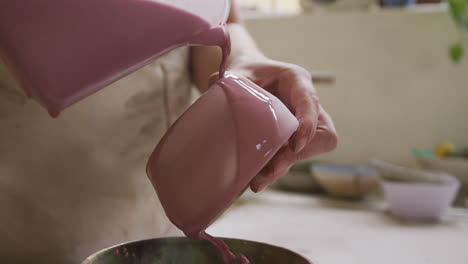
[[208, 190, 468, 264]]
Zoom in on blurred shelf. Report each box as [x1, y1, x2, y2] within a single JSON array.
[[242, 2, 449, 20]]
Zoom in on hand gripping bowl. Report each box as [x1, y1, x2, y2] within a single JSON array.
[[81, 237, 312, 264], [146, 73, 299, 238]]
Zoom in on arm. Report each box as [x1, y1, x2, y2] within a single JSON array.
[[190, 1, 338, 192]]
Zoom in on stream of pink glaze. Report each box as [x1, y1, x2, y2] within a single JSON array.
[[199, 232, 250, 264]]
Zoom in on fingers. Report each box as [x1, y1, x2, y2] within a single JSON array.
[[250, 107, 338, 193], [250, 129, 337, 193], [249, 69, 325, 192], [208, 72, 220, 88], [282, 72, 320, 153], [289, 114, 315, 153], [299, 106, 338, 157], [310, 107, 338, 155], [305, 126, 338, 157], [250, 146, 295, 192]]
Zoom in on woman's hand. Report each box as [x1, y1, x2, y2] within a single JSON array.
[[191, 2, 337, 192], [211, 56, 338, 192]]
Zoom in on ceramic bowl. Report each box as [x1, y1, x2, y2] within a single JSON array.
[[146, 73, 299, 237], [416, 156, 468, 185], [310, 163, 378, 199], [81, 237, 311, 264], [275, 160, 322, 193], [416, 157, 468, 206], [381, 172, 460, 220]]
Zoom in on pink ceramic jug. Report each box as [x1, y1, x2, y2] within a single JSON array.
[[0, 0, 230, 116]]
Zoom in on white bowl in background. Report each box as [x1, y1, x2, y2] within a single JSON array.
[[416, 157, 468, 206], [416, 157, 468, 185], [381, 172, 460, 220]]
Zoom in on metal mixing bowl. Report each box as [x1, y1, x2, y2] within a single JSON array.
[[82, 237, 311, 264]]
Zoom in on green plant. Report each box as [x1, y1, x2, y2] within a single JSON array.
[[448, 0, 468, 62]]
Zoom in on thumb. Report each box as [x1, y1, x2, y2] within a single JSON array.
[[208, 72, 221, 88]]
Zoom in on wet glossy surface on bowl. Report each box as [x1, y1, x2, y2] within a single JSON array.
[[83, 237, 311, 264], [146, 73, 299, 238]]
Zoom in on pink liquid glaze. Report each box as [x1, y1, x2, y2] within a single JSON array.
[[0, 0, 229, 116], [199, 232, 250, 264], [219, 30, 231, 79]]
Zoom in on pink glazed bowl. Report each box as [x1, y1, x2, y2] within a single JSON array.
[[146, 73, 299, 238]]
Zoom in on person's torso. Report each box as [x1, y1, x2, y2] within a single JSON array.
[[0, 47, 192, 264]]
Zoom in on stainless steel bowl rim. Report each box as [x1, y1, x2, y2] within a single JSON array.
[[82, 236, 312, 263]]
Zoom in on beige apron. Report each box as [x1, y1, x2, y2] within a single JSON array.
[[0, 47, 192, 264]]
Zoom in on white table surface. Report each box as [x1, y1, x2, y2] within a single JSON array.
[[207, 190, 468, 264]]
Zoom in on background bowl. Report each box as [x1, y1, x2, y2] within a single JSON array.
[[275, 160, 322, 193], [416, 157, 468, 206], [310, 163, 378, 199], [82, 237, 311, 264], [381, 172, 460, 220]]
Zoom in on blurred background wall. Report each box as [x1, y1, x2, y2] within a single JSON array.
[[242, 7, 468, 165]]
